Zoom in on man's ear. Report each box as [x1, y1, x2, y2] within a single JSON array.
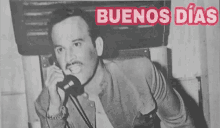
[[95, 36, 104, 56]]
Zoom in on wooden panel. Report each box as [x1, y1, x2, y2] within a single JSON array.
[[203, 1, 220, 128], [22, 56, 43, 125], [39, 54, 53, 84], [149, 46, 168, 78], [167, 1, 204, 128], [171, 78, 201, 104], [116, 47, 150, 59], [167, 0, 203, 78], [1, 0, 26, 97], [9, 0, 170, 55], [2, 94, 28, 128], [168, 0, 220, 128], [1, 1, 28, 128]]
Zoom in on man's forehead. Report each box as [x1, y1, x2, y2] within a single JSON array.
[[53, 16, 89, 33], [51, 16, 91, 45]]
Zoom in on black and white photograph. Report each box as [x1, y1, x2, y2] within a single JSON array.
[[1, 0, 219, 128]]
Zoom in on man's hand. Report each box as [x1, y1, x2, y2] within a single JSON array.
[[45, 64, 65, 115]]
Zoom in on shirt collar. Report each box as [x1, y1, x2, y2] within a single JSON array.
[[84, 65, 110, 97]]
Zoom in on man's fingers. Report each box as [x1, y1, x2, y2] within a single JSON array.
[[47, 73, 64, 88], [57, 88, 65, 102], [45, 65, 65, 110], [50, 77, 65, 87], [45, 66, 63, 87], [46, 65, 62, 81]]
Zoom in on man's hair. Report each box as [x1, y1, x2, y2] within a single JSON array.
[[47, 7, 100, 46]]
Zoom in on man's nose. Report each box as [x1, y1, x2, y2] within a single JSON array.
[[65, 50, 77, 63]]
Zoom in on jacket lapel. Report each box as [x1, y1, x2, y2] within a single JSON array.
[[99, 63, 139, 128]]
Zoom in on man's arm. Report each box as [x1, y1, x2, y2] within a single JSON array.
[[147, 61, 195, 128], [35, 87, 69, 128]]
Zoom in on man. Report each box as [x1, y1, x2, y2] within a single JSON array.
[[35, 8, 195, 128]]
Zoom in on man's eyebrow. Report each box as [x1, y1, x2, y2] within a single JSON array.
[[53, 38, 84, 48], [72, 38, 84, 42], [53, 44, 62, 48]]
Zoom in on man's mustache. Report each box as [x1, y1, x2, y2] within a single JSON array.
[[66, 61, 83, 69]]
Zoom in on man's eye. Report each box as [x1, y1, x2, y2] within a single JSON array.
[[56, 47, 63, 53], [74, 42, 81, 47]]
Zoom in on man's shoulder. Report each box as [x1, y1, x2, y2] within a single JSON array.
[[104, 57, 156, 114], [104, 56, 153, 73], [115, 56, 151, 65]]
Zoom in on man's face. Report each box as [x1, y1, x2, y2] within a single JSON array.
[[51, 16, 101, 85]]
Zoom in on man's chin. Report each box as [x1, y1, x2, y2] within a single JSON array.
[[78, 75, 94, 87]]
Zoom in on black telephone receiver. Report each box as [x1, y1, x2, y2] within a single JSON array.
[[48, 55, 84, 97]]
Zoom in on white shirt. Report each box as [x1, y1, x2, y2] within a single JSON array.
[[87, 93, 114, 128]]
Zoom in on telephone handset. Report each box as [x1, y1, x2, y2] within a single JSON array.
[[48, 55, 84, 97], [57, 75, 84, 97]]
